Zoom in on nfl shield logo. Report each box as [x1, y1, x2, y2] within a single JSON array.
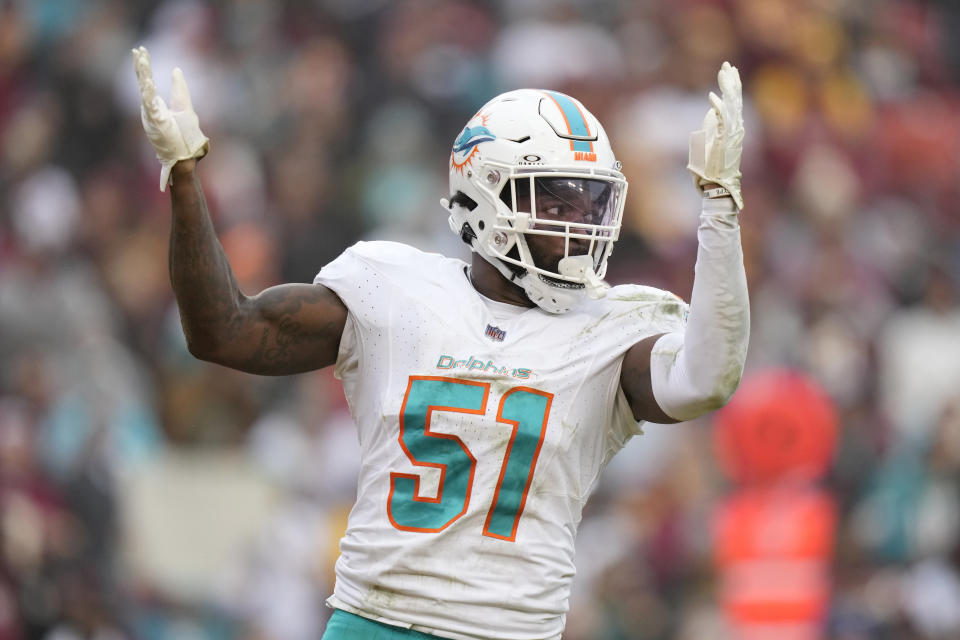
[[485, 324, 506, 342]]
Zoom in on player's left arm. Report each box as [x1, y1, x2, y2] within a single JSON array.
[[621, 62, 749, 423]]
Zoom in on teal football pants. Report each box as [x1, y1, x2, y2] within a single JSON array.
[[321, 609, 441, 639]]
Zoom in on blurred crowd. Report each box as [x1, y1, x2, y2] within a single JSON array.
[[1, 0, 960, 638]]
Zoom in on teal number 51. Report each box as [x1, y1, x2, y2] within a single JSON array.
[[388, 376, 552, 542]]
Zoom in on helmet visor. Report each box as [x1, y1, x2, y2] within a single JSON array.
[[501, 176, 622, 231], [533, 177, 618, 227]]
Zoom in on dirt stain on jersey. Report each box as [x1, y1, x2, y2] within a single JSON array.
[[608, 290, 670, 303], [658, 301, 682, 317], [577, 311, 612, 336], [610, 291, 686, 320], [556, 419, 581, 452], [364, 584, 404, 611]]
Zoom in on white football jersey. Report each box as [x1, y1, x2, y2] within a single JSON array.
[[314, 241, 687, 640]]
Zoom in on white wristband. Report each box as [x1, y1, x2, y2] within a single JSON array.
[[702, 186, 731, 199]]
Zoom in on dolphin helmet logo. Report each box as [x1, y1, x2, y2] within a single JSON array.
[[453, 126, 496, 153], [451, 113, 495, 174]]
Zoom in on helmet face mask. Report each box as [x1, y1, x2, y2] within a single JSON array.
[[498, 172, 623, 278], [446, 89, 627, 313]]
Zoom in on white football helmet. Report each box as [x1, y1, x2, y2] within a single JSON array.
[[444, 89, 627, 314]]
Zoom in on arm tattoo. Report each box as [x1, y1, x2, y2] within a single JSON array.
[[168, 168, 345, 374], [244, 286, 344, 372], [169, 168, 243, 348]]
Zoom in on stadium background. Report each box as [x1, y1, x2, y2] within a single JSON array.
[[1, 0, 960, 638]]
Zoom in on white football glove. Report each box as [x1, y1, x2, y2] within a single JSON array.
[[132, 46, 209, 191], [687, 61, 744, 210]]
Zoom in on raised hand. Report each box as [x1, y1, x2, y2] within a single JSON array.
[[132, 45, 209, 191], [687, 61, 745, 210]]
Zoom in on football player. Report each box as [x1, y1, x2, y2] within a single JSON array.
[[133, 45, 748, 640]]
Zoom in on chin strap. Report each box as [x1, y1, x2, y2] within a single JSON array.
[[558, 255, 609, 299]]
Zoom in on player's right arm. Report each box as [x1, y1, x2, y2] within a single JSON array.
[[168, 160, 347, 375], [133, 46, 347, 375]]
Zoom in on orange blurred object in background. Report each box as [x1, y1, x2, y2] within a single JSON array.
[[712, 371, 839, 640], [713, 369, 839, 485], [714, 486, 836, 638]]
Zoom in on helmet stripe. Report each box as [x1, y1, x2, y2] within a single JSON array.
[[543, 91, 595, 153]]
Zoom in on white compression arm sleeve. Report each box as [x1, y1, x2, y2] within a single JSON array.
[[650, 196, 750, 421]]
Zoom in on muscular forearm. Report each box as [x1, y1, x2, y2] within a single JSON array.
[[650, 196, 750, 420], [137, 50, 346, 374], [168, 160, 244, 357]]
